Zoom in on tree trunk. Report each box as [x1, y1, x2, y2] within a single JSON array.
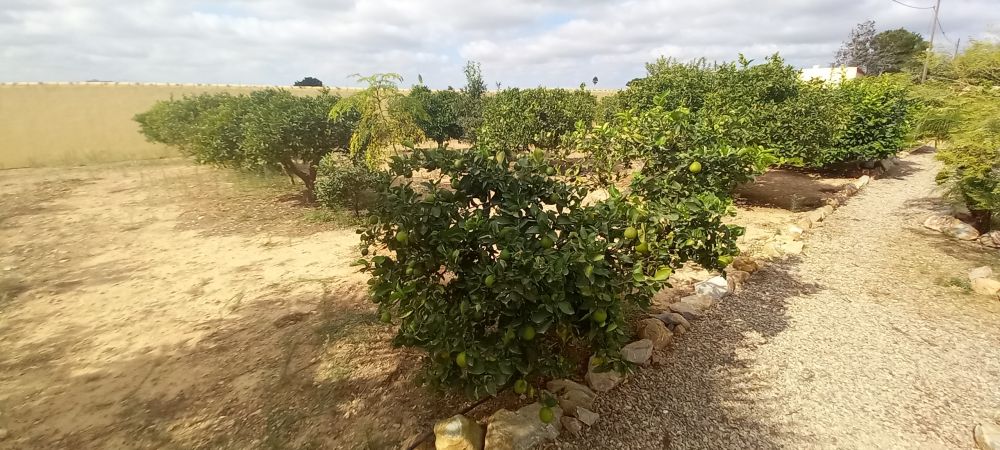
[[281, 159, 317, 203], [970, 209, 993, 233]]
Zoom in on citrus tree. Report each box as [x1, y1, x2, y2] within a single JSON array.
[[358, 145, 742, 397], [478, 87, 596, 152], [408, 84, 463, 147]]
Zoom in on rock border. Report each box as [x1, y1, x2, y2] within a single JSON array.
[[426, 157, 895, 449]]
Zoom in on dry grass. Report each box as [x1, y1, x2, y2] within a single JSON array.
[[0, 84, 358, 169]]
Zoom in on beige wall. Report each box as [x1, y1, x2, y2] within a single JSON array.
[[0, 83, 358, 169]]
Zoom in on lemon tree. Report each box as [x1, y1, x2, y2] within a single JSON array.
[[358, 145, 741, 397]]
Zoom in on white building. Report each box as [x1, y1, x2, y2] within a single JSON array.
[[799, 65, 865, 84]]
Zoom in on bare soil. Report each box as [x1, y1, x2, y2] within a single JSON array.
[[0, 158, 849, 449]]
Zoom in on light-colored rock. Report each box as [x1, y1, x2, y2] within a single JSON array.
[[975, 423, 1000, 450], [674, 324, 687, 335], [561, 417, 583, 436], [731, 256, 759, 273], [924, 214, 980, 240], [434, 414, 484, 450], [576, 407, 599, 427], [621, 339, 654, 364], [585, 357, 623, 392], [841, 183, 858, 197], [694, 276, 730, 300], [516, 403, 563, 432], [978, 231, 1000, 248], [879, 159, 894, 171], [970, 266, 994, 281], [972, 278, 1000, 297], [639, 318, 673, 349], [546, 379, 595, 398], [795, 217, 813, 231], [667, 302, 706, 321], [655, 312, 690, 329], [820, 205, 836, 216], [485, 407, 559, 450], [781, 241, 805, 255], [724, 268, 751, 291], [680, 294, 714, 311], [557, 387, 595, 417], [784, 224, 805, 240], [854, 175, 871, 189]]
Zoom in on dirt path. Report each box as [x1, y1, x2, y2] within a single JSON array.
[[555, 149, 1000, 449]]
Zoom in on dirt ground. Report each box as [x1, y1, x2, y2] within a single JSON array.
[[0, 158, 838, 449]]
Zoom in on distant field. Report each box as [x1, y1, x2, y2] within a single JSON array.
[[0, 83, 359, 169]]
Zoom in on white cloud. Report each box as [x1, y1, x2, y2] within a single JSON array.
[[0, 0, 996, 88]]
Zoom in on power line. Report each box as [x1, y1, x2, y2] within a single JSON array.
[[936, 18, 953, 44], [889, 0, 935, 9]]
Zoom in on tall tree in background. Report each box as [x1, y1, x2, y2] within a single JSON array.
[[835, 22, 928, 75], [458, 61, 487, 142], [873, 28, 929, 74], [835, 20, 879, 74], [294, 76, 324, 87]]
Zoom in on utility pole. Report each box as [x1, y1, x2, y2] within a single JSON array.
[[920, 0, 942, 83], [953, 37, 961, 59]]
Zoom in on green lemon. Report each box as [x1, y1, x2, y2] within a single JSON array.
[[455, 352, 468, 368], [545, 166, 556, 176], [380, 311, 391, 323], [513, 379, 528, 394], [592, 308, 608, 323], [636, 242, 649, 254], [624, 227, 638, 240], [499, 249, 511, 260], [368, 216, 379, 225], [718, 255, 734, 266], [539, 406, 555, 424], [395, 231, 409, 244], [532, 149, 545, 160], [689, 161, 703, 173], [590, 356, 604, 367], [485, 274, 496, 288], [653, 266, 673, 281], [540, 236, 555, 249], [453, 159, 463, 169], [405, 266, 414, 276], [520, 325, 536, 341]]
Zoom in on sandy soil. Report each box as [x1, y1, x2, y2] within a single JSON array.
[[0, 158, 846, 449], [552, 149, 1000, 449]]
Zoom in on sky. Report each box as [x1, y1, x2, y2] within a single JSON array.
[[1, 0, 996, 88]]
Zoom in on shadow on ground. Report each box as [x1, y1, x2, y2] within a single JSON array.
[[551, 257, 822, 449]]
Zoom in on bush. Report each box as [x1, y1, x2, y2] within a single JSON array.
[[457, 61, 488, 143], [478, 87, 596, 151], [359, 146, 742, 397], [409, 85, 463, 146], [829, 74, 914, 165], [951, 41, 1000, 86], [315, 154, 383, 216], [135, 89, 356, 201]]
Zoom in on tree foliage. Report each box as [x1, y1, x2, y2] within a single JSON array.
[[478, 87, 596, 151], [329, 73, 425, 168], [359, 144, 743, 396], [294, 76, 324, 87], [409, 84, 463, 146], [829, 74, 914, 164], [458, 61, 488, 143], [315, 153, 384, 216], [135, 89, 356, 201], [835, 21, 928, 75]]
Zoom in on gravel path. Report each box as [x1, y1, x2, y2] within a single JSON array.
[[554, 150, 1000, 449]]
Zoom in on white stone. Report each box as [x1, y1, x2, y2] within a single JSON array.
[[679, 294, 714, 311], [485, 404, 563, 450], [585, 357, 623, 392], [694, 276, 730, 300], [546, 379, 594, 398], [621, 339, 654, 364], [924, 214, 980, 240], [970, 266, 994, 281], [972, 278, 1000, 297], [975, 423, 1000, 450], [557, 388, 595, 417], [784, 224, 805, 239], [576, 407, 599, 427], [854, 175, 871, 189], [434, 414, 484, 450]]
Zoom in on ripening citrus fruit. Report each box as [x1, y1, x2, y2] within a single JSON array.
[[624, 227, 638, 240], [380, 311, 391, 323], [540, 236, 555, 249], [452, 159, 463, 169], [539, 406, 555, 424], [484, 274, 496, 288], [405, 266, 414, 276], [689, 161, 703, 173], [499, 249, 511, 260], [532, 149, 545, 160], [653, 266, 672, 281], [455, 352, 468, 368], [592, 308, 608, 323], [513, 379, 528, 394], [545, 166, 556, 176], [591, 356, 604, 367], [717, 255, 734, 266], [395, 231, 409, 244], [636, 242, 649, 254], [520, 325, 536, 341], [368, 216, 379, 225]]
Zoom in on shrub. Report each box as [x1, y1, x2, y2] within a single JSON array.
[[950, 40, 1000, 86], [829, 74, 914, 165], [409, 85, 463, 146], [457, 61, 488, 143], [135, 89, 355, 201], [359, 146, 742, 397], [478, 87, 596, 152], [329, 73, 425, 168], [315, 154, 383, 216]]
